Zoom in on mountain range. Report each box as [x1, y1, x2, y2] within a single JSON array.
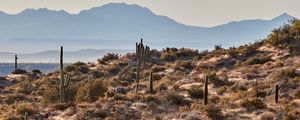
[[0, 49, 133, 63], [0, 2, 295, 56]]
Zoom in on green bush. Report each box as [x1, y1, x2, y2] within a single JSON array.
[[174, 61, 193, 70], [76, 79, 108, 102], [245, 56, 272, 65], [16, 80, 34, 94], [240, 98, 266, 110], [41, 79, 60, 103], [294, 87, 300, 98], [32, 69, 42, 74], [91, 71, 104, 78], [15, 102, 36, 115], [165, 92, 188, 106], [205, 104, 223, 120], [260, 112, 274, 120], [74, 61, 87, 66], [188, 86, 204, 99], [161, 52, 176, 62], [65, 65, 76, 72], [77, 65, 90, 74], [11, 69, 27, 74], [98, 53, 119, 64]]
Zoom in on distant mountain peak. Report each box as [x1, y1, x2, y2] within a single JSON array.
[[19, 8, 70, 16], [273, 13, 294, 21], [79, 2, 154, 16]]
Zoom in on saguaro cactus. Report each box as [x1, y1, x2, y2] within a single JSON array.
[[24, 112, 28, 120], [135, 39, 150, 93], [59, 46, 71, 103], [149, 71, 154, 94], [204, 75, 209, 105], [15, 54, 18, 70], [275, 84, 279, 103]]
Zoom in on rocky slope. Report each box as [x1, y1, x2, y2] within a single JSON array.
[[0, 20, 300, 120]]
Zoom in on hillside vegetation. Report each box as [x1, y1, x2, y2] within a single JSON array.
[[0, 20, 300, 120]]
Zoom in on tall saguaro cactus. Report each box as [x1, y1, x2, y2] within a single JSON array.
[[59, 46, 71, 103], [15, 54, 18, 70], [135, 39, 150, 93], [149, 71, 154, 94], [275, 84, 279, 103], [204, 75, 209, 105]]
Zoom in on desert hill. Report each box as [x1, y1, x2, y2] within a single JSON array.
[[0, 20, 300, 120]]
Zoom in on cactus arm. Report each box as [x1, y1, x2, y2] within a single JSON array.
[[64, 73, 71, 88]]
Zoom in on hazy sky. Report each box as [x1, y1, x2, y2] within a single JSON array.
[[0, 0, 299, 27]]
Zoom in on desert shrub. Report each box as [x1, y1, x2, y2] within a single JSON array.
[[41, 78, 77, 103], [207, 72, 228, 87], [98, 53, 119, 64], [4, 94, 27, 104], [41, 79, 60, 103], [91, 71, 104, 78], [295, 87, 300, 98], [65, 84, 79, 102], [260, 112, 275, 120], [16, 80, 34, 94], [142, 94, 160, 103], [155, 77, 172, 91], [77, 65, 89, 74], [188, 86, 204, 99], [76, 79, 108, 103], [173, 61, 194, 70], [163, 47, 177, 52], [245, 56, 272, 65], [65, 65, 76, 72], [216, 86, 226, 95], [157, 83, 168, 92], [107, 65, 120, 75], [237, 45, 258, 57], [205, 104, 223, 120], [113, 94, 126, 101], [126, 93, 142, 101], [274, 68, 298, 81], [0, 115, 19, 120], [0, 76, 6, 80], [118, 61, 128, 67], [11, 69, 27, 74], [74, 61, 86, 66], [15, 102, 36, 115], [209, 95, 220, 104], [119, 71, 135, 85], [267, 25, 293, 47], [214, 44, 222, 50], [284, 109, 300, 120], [175, 48, 198, 58], [227, 49, 239, 58], [31, 69, 42, 74], [165, 92, 188, 106], [50, 103, 73, 111], [256, 90, 267, 98], [190, 102, 203, 111], [240, 98, 266, 110], [151, 65, 166, 72], [161, 52, 176, 62]]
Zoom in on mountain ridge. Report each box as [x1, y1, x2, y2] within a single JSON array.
[[0, 3, 296, 52]]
